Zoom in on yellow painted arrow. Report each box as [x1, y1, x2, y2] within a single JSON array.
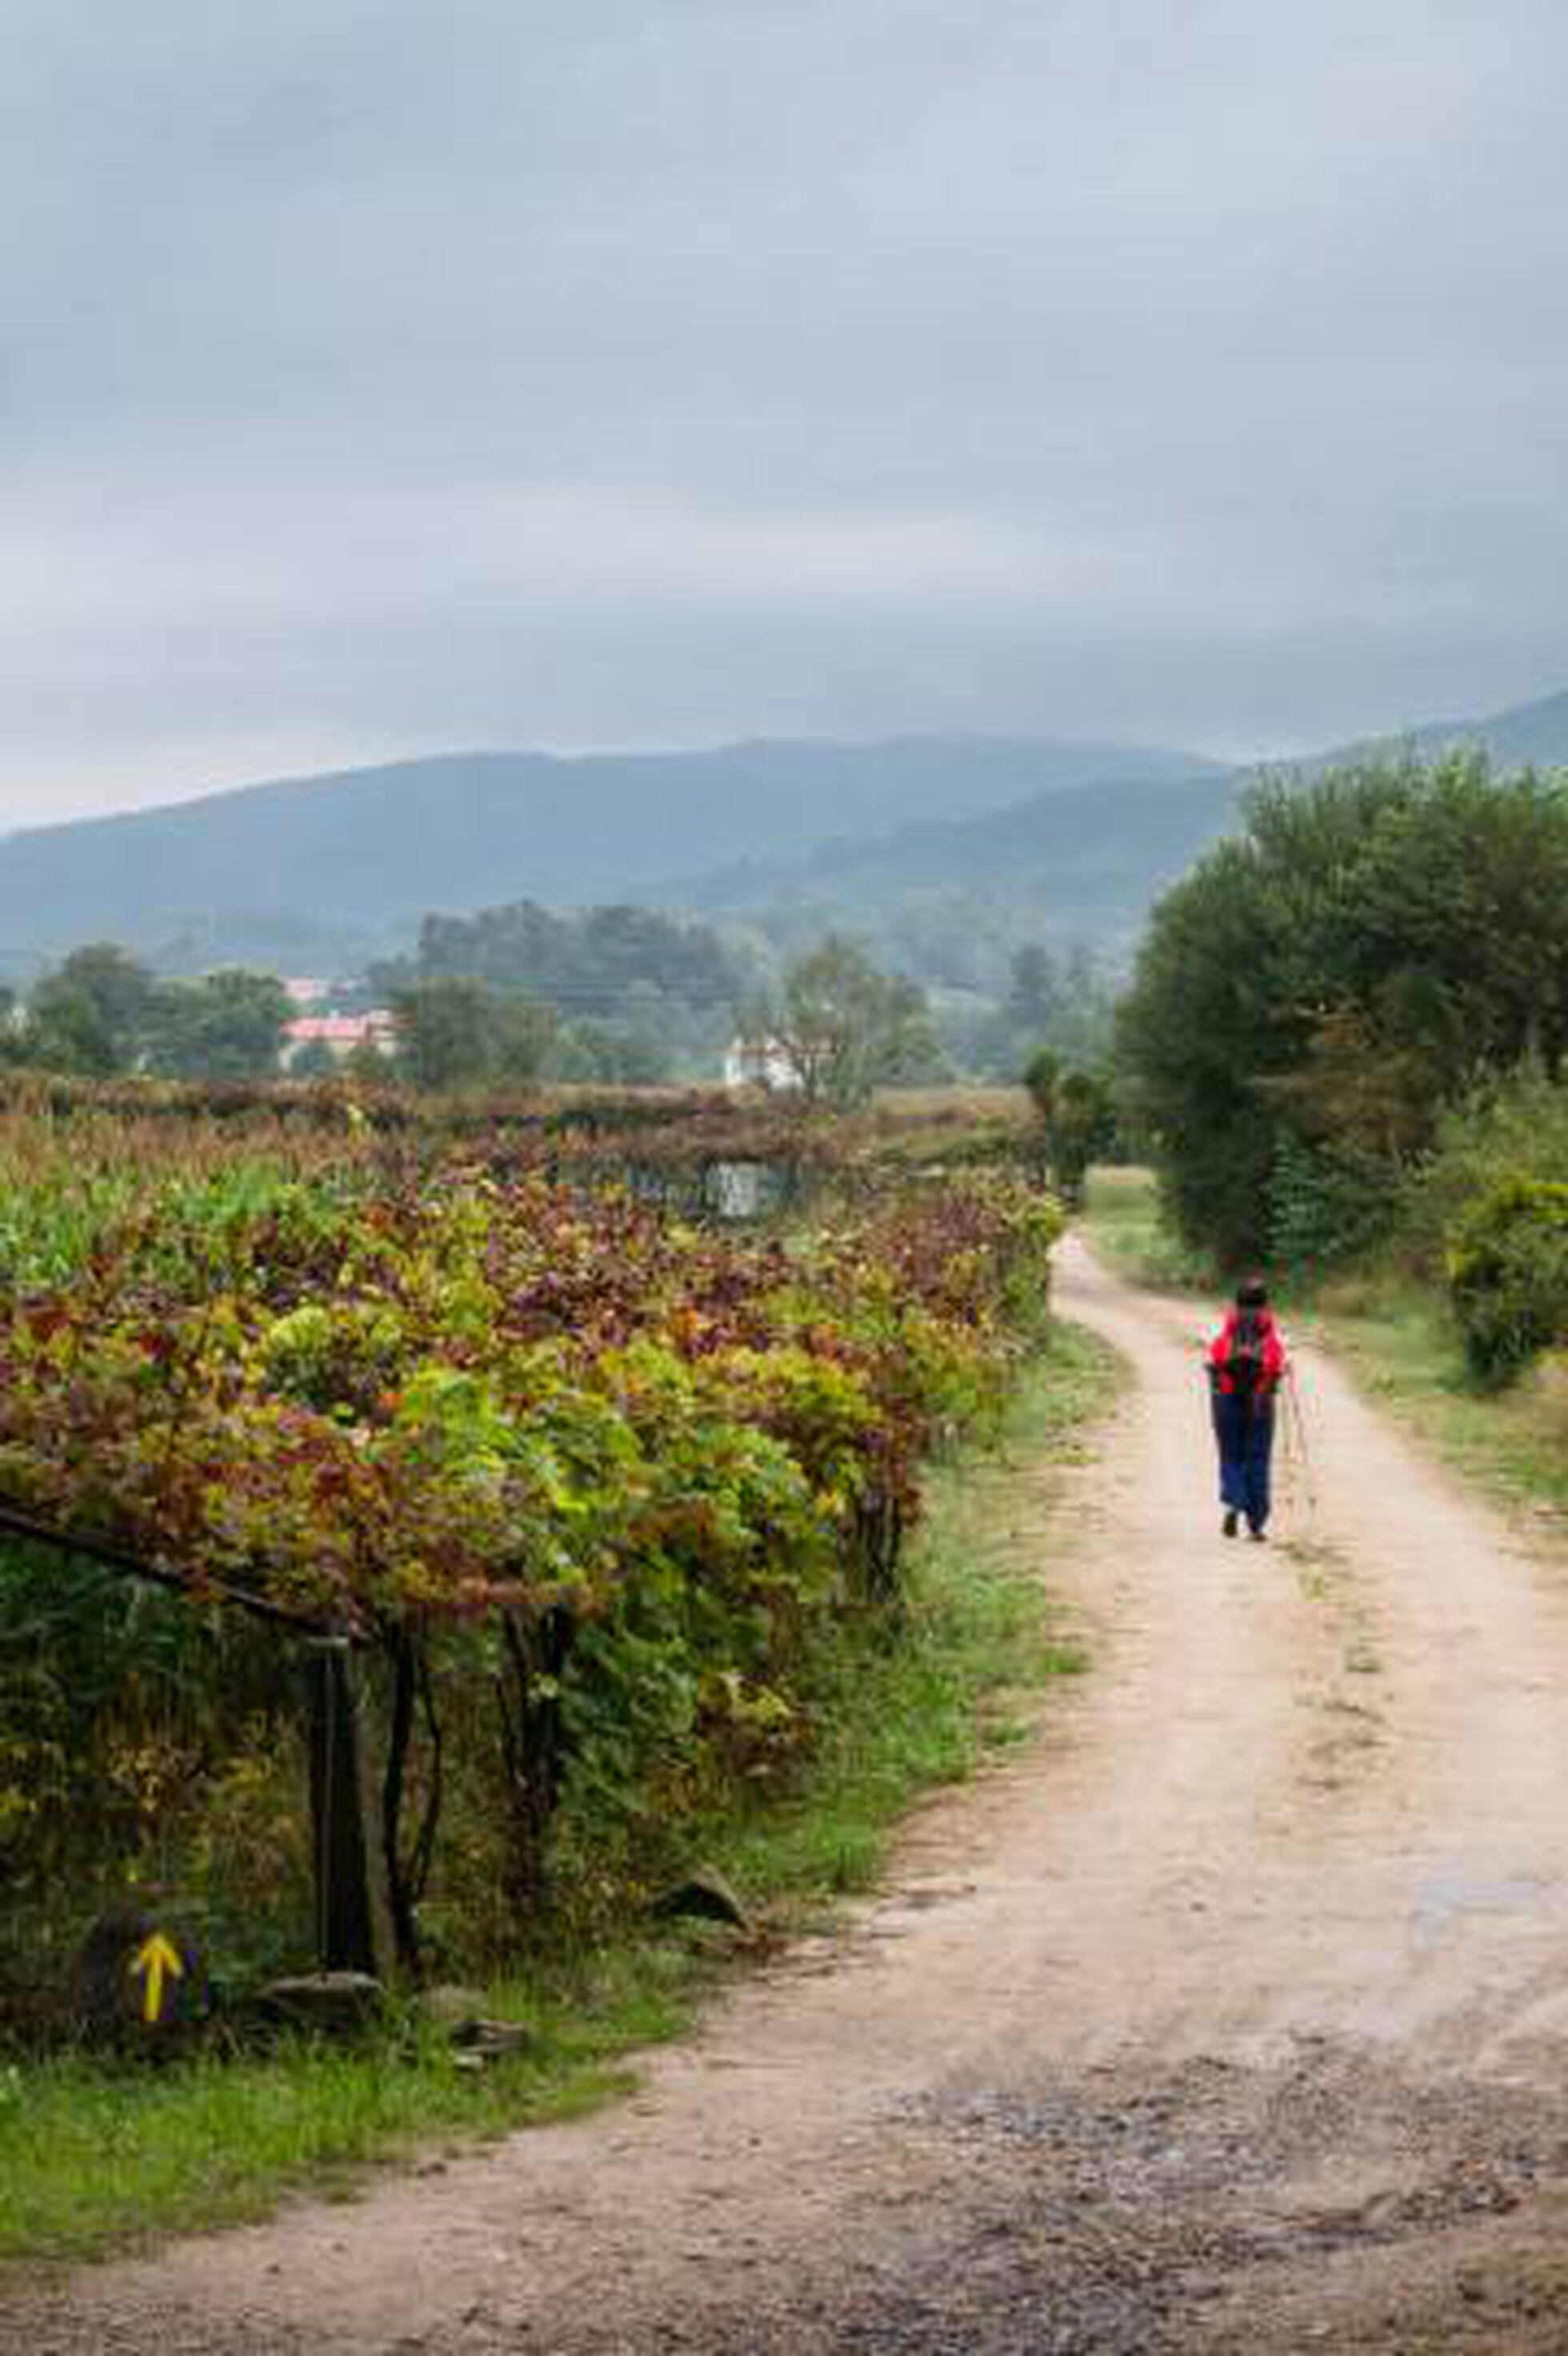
[[129, 1932, 185, 2026]]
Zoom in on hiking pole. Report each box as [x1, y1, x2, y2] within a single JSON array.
[[1283, 1365, 1319, 1518], [1272, 1370, 1302, 1530]]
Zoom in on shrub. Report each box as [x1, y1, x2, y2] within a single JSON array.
[[1406, 1068, 1568, 1275], [1446, 1177, 1568, 1384]]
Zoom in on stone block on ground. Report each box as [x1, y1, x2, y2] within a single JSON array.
[[652, 1865, 751, 1930], [416, 1984, 490, 2030], [255, 1970, 386, 2034]]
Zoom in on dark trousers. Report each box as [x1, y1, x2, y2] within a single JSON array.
[[1211, 1392, 1275, 1532]]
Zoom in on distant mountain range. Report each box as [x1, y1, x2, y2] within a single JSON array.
[[674, 687, 1568, 935], [0, 686, 1564, 972], [662, 769, 1238, 944], [0, 735, 1218, 967], [1334, 684, 1568, 771]]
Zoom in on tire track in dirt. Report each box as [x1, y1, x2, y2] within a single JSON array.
[[14, 1236, 1568, 2353]]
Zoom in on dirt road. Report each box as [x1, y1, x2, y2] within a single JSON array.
[[18, 1237, 1568, 2354]]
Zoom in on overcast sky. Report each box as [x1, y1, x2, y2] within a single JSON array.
[[2, 0, 1565, 822]]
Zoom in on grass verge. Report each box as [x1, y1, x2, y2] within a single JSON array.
[[0, 1318, 1114, 2281], [1079, 1166, 1220, 1294], [1308, 1274, 1568, 1528]]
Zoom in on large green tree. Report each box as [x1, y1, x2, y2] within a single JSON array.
[[17, 948, 290, 1082], [769, 937, 942, 1108], [1118, 754, 1568, 1266], [1023, 1050, 1117, 1206], [26, 943, 158, 1074], [146, 970, 291, 1081], [373, 899, 747, 1078], [390, 978, 564, 1090]]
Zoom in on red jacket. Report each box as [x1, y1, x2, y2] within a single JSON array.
[[1208, 1309, 1286, 1398]]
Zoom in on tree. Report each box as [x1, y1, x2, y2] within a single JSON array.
[[0, 984, 22, 1067], [290, 1038, 340, 1082], [371, 898, 750, 1066], [24, 979, 118, 1074], [392, 980, 497, 1091], [489, 994, 563, 1085], [1009, 947, 1061, 1038], [58, 944, 158, 1045], [1023, 1050, 1116, 1204], [970, 942, 1118, 1078], [26, 944, 158, 1074], [17, 948, 290, 1082], [770, 938, 942, 1109], [342, 1037, 394, 1086], [391, 979, 562, 1091], [1118, 753, 1568, 1265], [146, 970, 290, 1082]]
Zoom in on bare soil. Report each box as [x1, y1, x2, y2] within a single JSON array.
[[14, 1237, 1568, 2354]]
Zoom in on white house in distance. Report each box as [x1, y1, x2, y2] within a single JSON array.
[[723, 1034, 805, 1092]]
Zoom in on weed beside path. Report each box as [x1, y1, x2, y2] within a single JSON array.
[[0, 1322, 1114, 2282]]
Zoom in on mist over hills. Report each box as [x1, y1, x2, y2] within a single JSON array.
[[679, 687, 1568, 936], [1327, 685, 1568, 773], [665, 770, 1238, 948], [0, 686, 1564, 977], [0, 735, 1214, 967]]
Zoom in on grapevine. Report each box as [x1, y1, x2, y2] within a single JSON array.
[[0, 1117, 1060, 1977]]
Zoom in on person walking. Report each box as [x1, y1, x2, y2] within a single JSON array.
[[1206, 1278, 1287, 1541]]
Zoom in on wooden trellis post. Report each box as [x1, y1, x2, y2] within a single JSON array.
[[302, 1634, 392, 1979], [0, 1502, 398, 1984]]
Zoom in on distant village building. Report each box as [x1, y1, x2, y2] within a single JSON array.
[[283, 1010, 398, 1066], [282, 976, 332, 1008], [723, 1034, 805, 1093]]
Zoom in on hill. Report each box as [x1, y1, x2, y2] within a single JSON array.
[[1301, 685, 1568, 777], [1410, 685, 1568, 767], [669, 683, 1568, 950], [4, 684, 1566, 976], [0, 735, 1212, 967], [666, 769, 1239, 951]]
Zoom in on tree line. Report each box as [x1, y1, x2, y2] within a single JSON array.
[[8, 905, 1118, 1106], [0, 946, 291, 1082], [381, 902, 1117, 1092]]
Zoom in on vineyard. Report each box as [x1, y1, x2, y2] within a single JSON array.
[[0, 1081, 1061, 2038]]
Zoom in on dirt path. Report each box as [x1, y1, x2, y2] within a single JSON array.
[[17, 1238, 1568, 2354]]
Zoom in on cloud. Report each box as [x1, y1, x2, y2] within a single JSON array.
[[0, 0, 1565, 816]]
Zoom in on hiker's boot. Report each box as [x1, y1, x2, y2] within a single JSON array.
[[1247, 1524, 1267, 1542], [1222, 1510, 1238, 1538]]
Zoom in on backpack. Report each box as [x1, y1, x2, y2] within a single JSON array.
[[1226, 1312, 1266, 1396]]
